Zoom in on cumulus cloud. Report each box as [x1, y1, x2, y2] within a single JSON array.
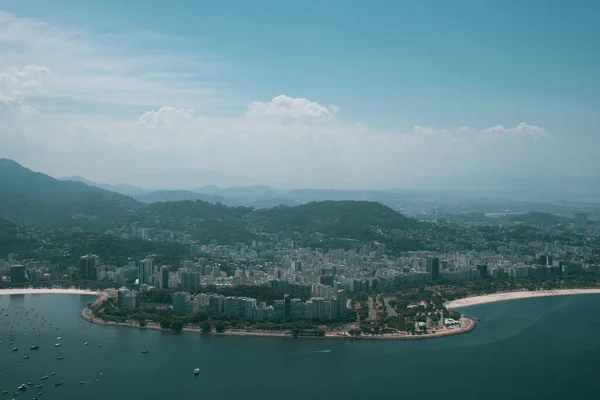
[[0, 65, 48, 116], [246, 95, 339, 120], [0, 12, 580, 189], [484, 122, 547, 138], [138, 106, 195, 129]]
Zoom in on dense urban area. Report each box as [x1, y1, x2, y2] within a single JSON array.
[[2, 158, 600, 338]]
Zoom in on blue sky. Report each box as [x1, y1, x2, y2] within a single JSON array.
[[0, 1, 599, 188]]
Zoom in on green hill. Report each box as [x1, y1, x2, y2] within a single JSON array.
[[255, 200, 419, 239], [0, 159, 139, 229]]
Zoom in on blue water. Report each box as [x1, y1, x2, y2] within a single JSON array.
[[1, 293, 600, 400]]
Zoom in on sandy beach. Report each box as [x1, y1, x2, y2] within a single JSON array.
[[0, 288, 98, 296], [446, 288, 600, 309]]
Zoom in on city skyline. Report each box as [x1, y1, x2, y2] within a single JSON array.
[[1, 1, 599, 189]]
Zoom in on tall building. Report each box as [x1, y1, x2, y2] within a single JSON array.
[[284, 294, 291, 319], [160, 266, 169, 290], [117, 287, 137, 312], [138, 259, 153, 284], [10, 265, 26, 283], [172, 292, 192, 312], [208, 294, 224, 315], [80, 254, 98, 280], [338, 290, 348, 319], [477, 264, 489, 278], [427, 256, 440, 281]]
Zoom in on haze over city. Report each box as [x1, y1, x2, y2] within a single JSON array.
[[1, 1, 598, 191]]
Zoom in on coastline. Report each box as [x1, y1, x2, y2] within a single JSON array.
[[0, 288, 98, 296], [80, 310, 476, 340], [79, 291, 475, 341], [446, 288, 600, 309]]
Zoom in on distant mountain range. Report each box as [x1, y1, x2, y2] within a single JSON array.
[[59, 175, 405, 209], [60, 176, 149, 197], [1, 159, 421, 250]]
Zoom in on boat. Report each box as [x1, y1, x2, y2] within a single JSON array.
[[56, 337, 61, 340], [36, 384, 42, 389], [22, 355, 29, 359], [97, 344, 103, 347], [11, 348, 17, 352], [40, 376, 48, 380], [141, 350, 148, 354], [54, 383, 63, 387], [27, 382, 34, 386], [30, 345, 39, 350], [1, 390, 7, 394], [54, 343, 60, 347], [80, 381, 85, 385], [17, 384, 26, 391], [50, 372, 55, 376], [193, 368, 200, 376], [57, 356, 64, 360], [84, 342, 88, 346]]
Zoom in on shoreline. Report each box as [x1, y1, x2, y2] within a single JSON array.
[[0, 288, 98, 296], [80, 309, 476, 340], [446, 288, 600, 309], [80, 291, 475, 341]]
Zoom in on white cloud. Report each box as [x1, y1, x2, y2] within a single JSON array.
[[0, 11, 225, 112], [484, 122, 547, 138], [138, 106, 195, 129], [246, 95, 339, 120], [0, 11, 581, 189]]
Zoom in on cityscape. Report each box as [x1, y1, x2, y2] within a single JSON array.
[[2, 160, 600, 338]]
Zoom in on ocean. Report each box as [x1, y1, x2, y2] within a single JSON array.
[[1, 293, 600, 400]]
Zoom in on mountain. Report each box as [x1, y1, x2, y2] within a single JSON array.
[[135, 190, 227, 204], [114, 170, 254, 190], [195, 185, 403, 209], [60, 176, 148, 197], [255, 201, 419, 238], [0, 158, 139, 229]]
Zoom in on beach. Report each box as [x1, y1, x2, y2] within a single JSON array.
[[446, 288, 600, 309], [0, 288, 98, 296]]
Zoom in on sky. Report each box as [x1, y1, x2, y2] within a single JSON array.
[[0, 0, 599, 190]]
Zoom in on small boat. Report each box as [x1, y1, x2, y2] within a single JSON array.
[[80, 381, 85, 385], [17, 384, 26, 391], [56, 337, 61, 340], [54, 343, 60, 347], [11, 348, 17, 352], [1, 389, 7, 394], [36, 385, 42, 389], [141, 350, 148, 354], [193, 368, 200, 376], [84, 342, 89, 346], [27, 382, 33, 386], [40, 376, 48, 380], [30, 344, 40, 350], [50, 372, 55, 376], [57, 356, 64, 360], [54, 383, 63, 387], [22, 355, 29, 359], [97, 345, 103, 348]]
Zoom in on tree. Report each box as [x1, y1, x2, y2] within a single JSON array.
[[137, 319, 147, 327], [160, 318, 172, 329], [200, 321, 212, 333], [214, 321, 227, 333], [171, 320, 184, 332]]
